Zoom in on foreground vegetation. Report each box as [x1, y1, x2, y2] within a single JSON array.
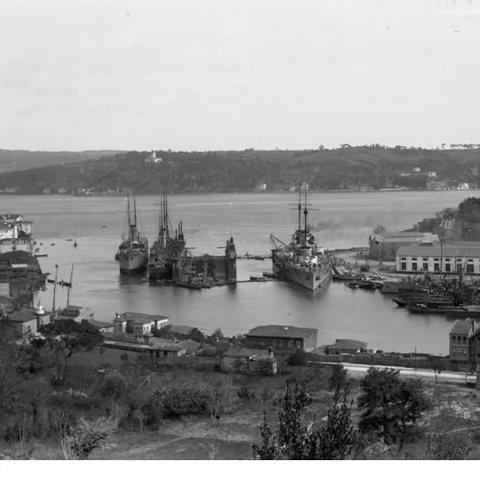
[[1, 324, 480, 461]]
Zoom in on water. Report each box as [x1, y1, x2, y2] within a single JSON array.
[[7, 189, 480, 355]]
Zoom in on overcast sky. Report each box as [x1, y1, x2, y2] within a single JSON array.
[[1, 0, 479, 151]]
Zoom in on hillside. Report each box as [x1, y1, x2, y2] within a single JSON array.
[[0, 146, 480, 194], [0, 149, 123, 174]]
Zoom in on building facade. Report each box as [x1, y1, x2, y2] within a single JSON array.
[[245, 325, 318, 353], [369, 232, 439, 261], [396, 242, 480, 275]]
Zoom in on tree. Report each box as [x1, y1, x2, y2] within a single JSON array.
[[357, 368, 431, 446], [252, 381, 356, 460], [59, 416, 117, 460], [329, 364, 347, 391], [373, 224, 386, 235]]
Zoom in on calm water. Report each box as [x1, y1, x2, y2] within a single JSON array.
[[6, 190, 480, 355]]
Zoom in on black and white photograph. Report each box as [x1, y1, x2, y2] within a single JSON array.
[[1, 0, 480, 469]]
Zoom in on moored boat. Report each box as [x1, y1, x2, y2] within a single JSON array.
[[117, 195, 148, 274], [270, 183, 332, 292]]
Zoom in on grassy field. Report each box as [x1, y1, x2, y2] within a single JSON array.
[[3, 350, 480, 461]]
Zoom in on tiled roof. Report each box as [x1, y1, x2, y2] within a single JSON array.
[[450, 319, 477, 335], [246, 325, 318, 339], [327, 339, 367, 350], [117, 312, 169, 324], [88, 320, 114, 330], [170, 325, 196, 335], [7, 308, 36, 322], [397, 243, 480, 258]]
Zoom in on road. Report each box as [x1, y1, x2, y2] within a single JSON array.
[[311, 361, 477, 385]]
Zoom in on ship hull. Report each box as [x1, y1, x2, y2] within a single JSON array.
[[274, 261, 332, 291], [119, 253, 148, 274], [148, 263, 173, 281]]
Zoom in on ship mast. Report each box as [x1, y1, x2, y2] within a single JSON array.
[[127, 195, 132, 247], [303, 183, 308, 235], [66, 264, 74, 306], [297, 185, 302, 233], [133, 196, 138, 227]]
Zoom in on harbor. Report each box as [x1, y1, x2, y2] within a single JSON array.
[[4, 190, 479, 356]]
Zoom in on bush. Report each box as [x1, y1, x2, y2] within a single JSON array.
[[161, 387, 209, 418], [287, 349, 308, 367]]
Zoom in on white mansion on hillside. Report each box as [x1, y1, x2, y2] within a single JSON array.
[[396, 242, 480, 275]]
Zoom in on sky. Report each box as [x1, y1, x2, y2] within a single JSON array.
[[1, 0, 480, 151]]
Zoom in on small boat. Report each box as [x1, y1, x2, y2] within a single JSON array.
[[346, 281, 359, 289], [250, 276, 268, 282], [356, 279, 377, 289], [392, 297, 407, 307]]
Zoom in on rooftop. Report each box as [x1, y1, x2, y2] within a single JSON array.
[[7, 308, 36, 323], [246, 325, 318, 339], [170, 325, 196, 335], [397, 242, 480, 258], [327, 339, 367, 350], [115, 311, 169, 324]]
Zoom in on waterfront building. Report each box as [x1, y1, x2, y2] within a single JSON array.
[[325, 339, 368, 355], [103, 336, 186, 360], [113, 311, 169, 337], [244, 325, 318, 353], [369, 231, 438, 261], [0, 214, 34, 254], [396, 242, 480, 275], [449, 319, 480, 374], [4, 308, 38, 338]]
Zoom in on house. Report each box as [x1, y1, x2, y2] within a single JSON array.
[[145, 151, 162, 164], [245, 325, 318, 353], [113, 311, 169, 337], [56, 304, 94, 323], [221, 346, 277, 375], [0, 214, 34, 254], [4, 308, 38, 337], [86, 319, 114, 333], [103, 335, 186, 360], [396, 242, 480, 275], [449, 319, 475, 363], [325, 339, 367, 355], [169, 325, 198, 339], [369, 232, 438, 261]]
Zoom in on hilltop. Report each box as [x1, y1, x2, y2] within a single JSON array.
[[0, 145, 479, 194], [0, 149, 123, 174]]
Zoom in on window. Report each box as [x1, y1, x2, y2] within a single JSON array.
[[423, 262, 429, 271], [445, 263, 451, 272], [412, 262, 418, 271], [434, 263, 440, 272], [467, 264, 474, 274], [401, 262, 407, 271]]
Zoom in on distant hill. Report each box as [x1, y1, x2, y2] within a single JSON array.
[[0, 146, 479, 194], [0, 149, 124, 174]]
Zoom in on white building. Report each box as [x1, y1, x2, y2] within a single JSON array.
[[396, 242, 480, 275], [145, 151, 162, 164], [0, 214, 34, 254]]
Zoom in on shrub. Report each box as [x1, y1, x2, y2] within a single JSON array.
[[161, 387, 209, 418]]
